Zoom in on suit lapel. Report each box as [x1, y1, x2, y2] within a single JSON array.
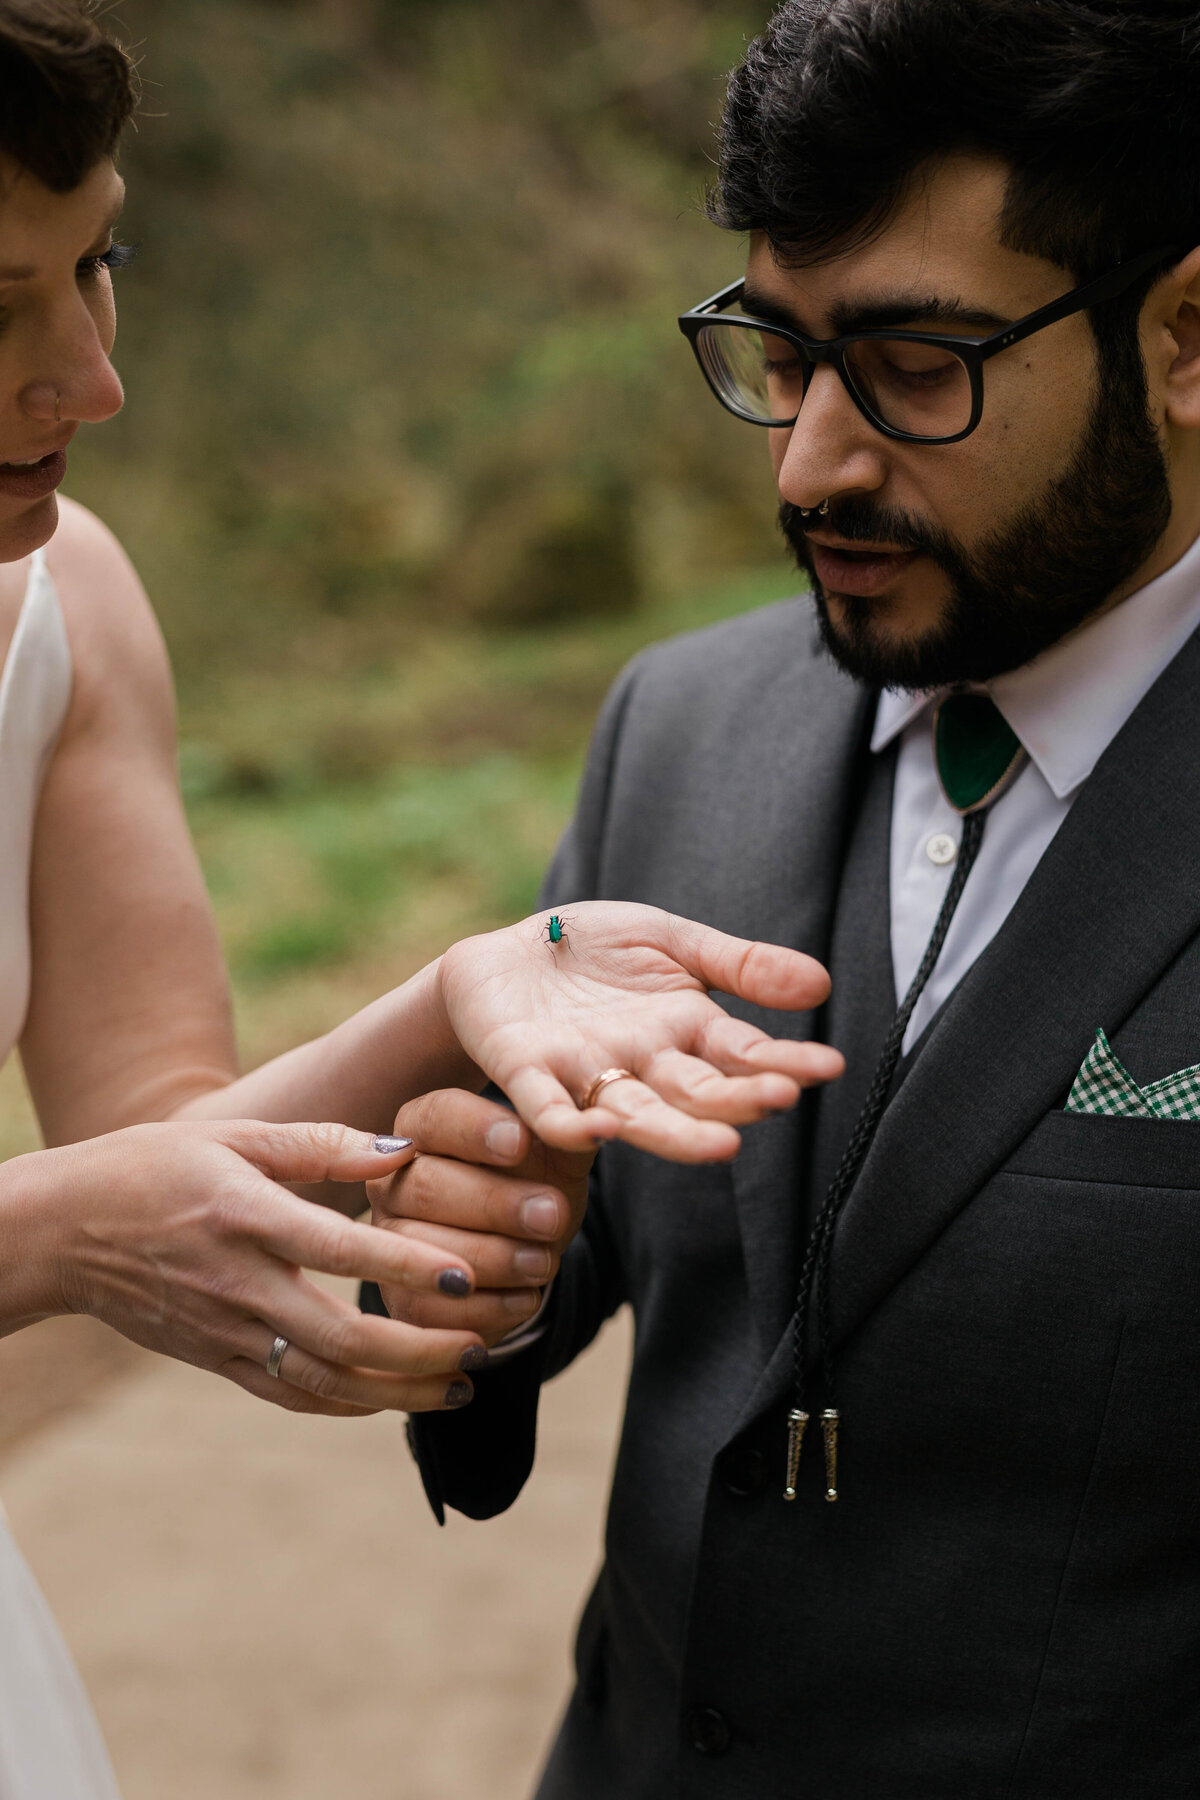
[[721, 637, 875, 1358], [736, 623, 1200, 1427], [817, 623, 1200, 1362]]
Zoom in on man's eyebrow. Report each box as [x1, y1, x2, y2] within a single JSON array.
[[740, 287, 1011, 337]]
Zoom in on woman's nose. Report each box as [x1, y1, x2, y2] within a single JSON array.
[[19, 381, 62, 424], [19, 301, 125, 429], [19, 358, 123, 427]]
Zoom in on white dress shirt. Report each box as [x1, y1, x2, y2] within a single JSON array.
[[875, 527, 1200, 1052]]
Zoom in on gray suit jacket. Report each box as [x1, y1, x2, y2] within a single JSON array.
[[410, 597, 1200, 1798]]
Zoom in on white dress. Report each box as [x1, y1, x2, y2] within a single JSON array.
[[0, 550, 122, 1799]]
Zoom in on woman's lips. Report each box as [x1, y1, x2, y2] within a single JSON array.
[[0, 450, 67, 502], [809, 539, 918, 597]]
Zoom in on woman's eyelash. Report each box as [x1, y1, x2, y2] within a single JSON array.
[[78, 242, 139, 278]]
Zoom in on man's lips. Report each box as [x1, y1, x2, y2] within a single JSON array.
[[806, 533, 919, 598]]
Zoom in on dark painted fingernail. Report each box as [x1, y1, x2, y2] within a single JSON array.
[[444, 1380, 474, 1408], [373, 1135, 413, 1155], [438, 1268, 472, 1297], [458, 1345, 490, 1373]]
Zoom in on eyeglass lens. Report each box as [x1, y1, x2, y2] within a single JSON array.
[[696, 321, 974, 438]]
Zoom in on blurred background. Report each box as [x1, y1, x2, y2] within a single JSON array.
[[0, 1, 800, 1793]]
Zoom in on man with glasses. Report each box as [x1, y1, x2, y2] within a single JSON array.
[[370, 3, 1200, 1792]]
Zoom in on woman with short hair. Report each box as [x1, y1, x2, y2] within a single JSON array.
[[0, 4, 839, 1792]]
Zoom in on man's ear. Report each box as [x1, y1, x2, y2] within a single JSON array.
[[1160, 244, 1200, 429]]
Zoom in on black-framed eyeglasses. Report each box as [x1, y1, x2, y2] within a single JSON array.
[[677, 245, 1176, 445]]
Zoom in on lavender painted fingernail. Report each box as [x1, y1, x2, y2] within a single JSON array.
[[373, 1135, 413, 1155], [444, 1380, 474, 1409], [438, 1268, 472, 1297], [458, 1345, 490, 1373]]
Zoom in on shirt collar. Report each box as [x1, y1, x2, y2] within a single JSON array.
[[870, 526, 1200, 799]]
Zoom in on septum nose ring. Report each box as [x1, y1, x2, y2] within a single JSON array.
[[799, 499, 830, 520]]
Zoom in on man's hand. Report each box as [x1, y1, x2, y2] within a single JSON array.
[[368, 1090, 591, 1347], [437, 902, 843, 1162]]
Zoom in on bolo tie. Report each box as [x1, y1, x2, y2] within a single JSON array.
[[784, 690, 1028, 1503]]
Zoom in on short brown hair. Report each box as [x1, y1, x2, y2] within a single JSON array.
[[0, 0, 134, 192]]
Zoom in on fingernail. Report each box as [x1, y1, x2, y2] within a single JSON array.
[[438, 1268, 472, 1297], [373, 1135, 413, 1155], [520, 1195, 560, 1237], [444, 1380, 474, 1408], [503, 1289, 540, 1318], [458, 1345, 490, 1373], [486, 1119, 522, 1158], [514, 1245, 552, 1279]]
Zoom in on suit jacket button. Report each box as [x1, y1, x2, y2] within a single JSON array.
[[722, 1445, 768, 1497], [686, 1705, 733, 1756]]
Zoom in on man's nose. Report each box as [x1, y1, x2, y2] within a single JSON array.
[[774, 364, 887, 510]]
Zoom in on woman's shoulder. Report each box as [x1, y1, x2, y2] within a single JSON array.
[[42, 497, 174, 736]]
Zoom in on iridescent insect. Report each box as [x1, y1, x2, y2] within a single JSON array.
[[541, 911, 573, 953]]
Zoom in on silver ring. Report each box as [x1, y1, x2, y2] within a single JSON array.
[[265, 1335, 288, 1380]]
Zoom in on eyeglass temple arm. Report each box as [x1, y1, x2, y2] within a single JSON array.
[[977, 244, 1180, 361], [680, 279, 746, 323]]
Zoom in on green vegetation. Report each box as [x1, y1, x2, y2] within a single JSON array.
[[32, 1, 801, 1103], [190, 565, 796, 1000]]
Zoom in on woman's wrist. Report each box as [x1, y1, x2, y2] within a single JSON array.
[[0, 1149, 73, 1335], [413, 955, 484, 1094]]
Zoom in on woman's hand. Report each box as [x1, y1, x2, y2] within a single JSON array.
[[0, 1120, 493, 1415], [437, 901, 844, 1160]]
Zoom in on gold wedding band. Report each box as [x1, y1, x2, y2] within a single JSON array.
[[265, 1335, 289, 1380], [580, 1067, 636, 1111]]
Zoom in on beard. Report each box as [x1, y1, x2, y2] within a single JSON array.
[[781, 361, 1173, 691]]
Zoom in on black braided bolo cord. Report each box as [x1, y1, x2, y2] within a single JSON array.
[[786, 807, 987, 1497]]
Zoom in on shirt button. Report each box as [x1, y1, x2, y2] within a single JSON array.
[[686, 1706, 733, 1756], [926, 831, 958, 867]]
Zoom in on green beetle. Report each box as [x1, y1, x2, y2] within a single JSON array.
[[542, 911, 572, 952]]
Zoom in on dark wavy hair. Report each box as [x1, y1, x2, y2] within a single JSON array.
[[711, 1, 1200, 366], [0, 0, 135, 192]]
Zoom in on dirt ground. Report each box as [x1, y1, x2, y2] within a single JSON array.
[[0, 1300, 632, 1800]]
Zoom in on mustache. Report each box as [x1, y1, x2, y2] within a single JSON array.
[[779, 497, 946, 560]]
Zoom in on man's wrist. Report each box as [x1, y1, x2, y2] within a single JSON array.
[[486, 1280, 554, 1362]]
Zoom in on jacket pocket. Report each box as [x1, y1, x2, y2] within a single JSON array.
[[1006, 1108, 1200, 1191]]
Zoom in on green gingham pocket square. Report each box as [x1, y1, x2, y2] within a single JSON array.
[[1065, 1028, 1200, 1121]]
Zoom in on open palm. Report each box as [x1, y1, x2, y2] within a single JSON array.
[[437, 901, 843, 1161]]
